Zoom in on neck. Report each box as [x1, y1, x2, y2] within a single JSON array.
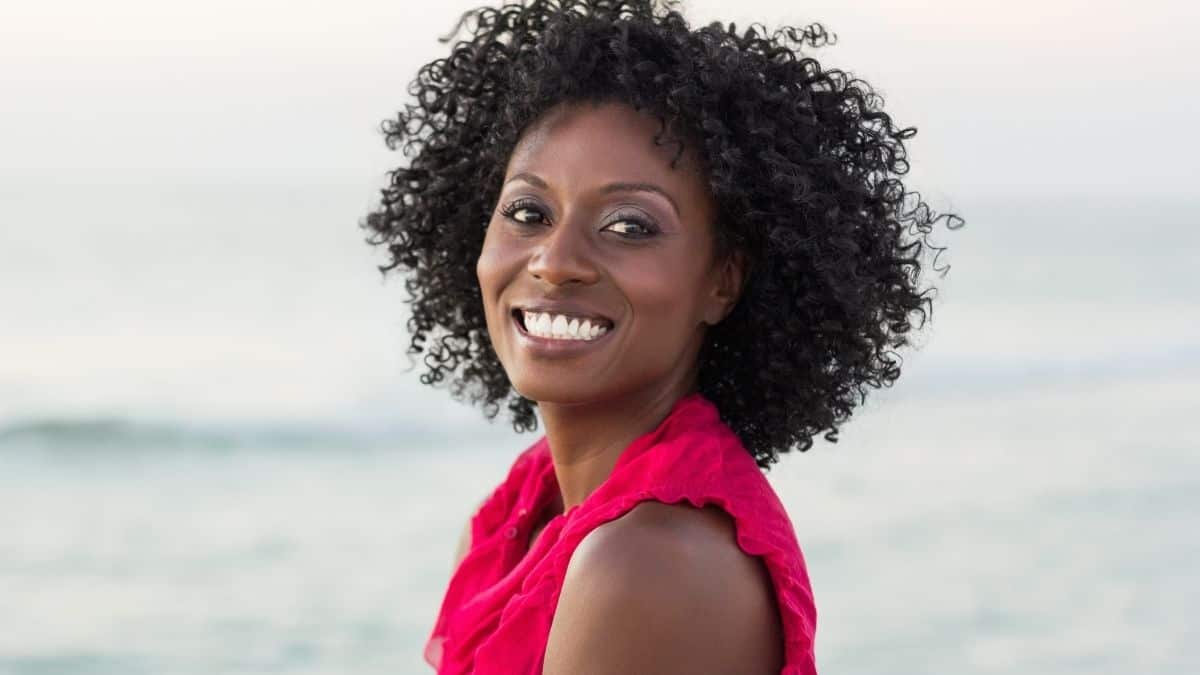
[[538, 374, 698, 513]]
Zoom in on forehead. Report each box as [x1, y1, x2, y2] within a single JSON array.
[[505, 101, 709, 197]]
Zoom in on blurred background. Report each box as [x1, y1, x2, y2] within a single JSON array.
[[1, 0, 1196, 673]]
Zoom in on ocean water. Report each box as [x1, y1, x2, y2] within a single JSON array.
[[1, 179, 1197, 674]]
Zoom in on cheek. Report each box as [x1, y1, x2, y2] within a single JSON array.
[[476, 230, 508, 300], [476, 227, 524, 326], [621, 253, 708, 330]]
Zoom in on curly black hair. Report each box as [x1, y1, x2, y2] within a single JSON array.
[[362, 0, 963, 470]]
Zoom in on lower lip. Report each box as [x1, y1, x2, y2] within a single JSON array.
[[512, 314, 613, 357]]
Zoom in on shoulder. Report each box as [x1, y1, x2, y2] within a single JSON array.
[[544, 500, 783, 675]]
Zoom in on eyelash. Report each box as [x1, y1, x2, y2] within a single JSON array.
[[498, 198, 546, 225], [498, 199, 660, 239], [605, 209, 659, 238]]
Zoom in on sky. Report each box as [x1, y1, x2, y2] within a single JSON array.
[[1, 0, 1196, 197]]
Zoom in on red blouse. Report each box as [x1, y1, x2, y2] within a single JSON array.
[[423, 392, 818, 674]]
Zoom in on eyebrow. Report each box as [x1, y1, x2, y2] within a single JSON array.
[[504, 172, 681, 216]]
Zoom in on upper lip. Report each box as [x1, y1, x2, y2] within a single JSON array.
[[511, 301, 615, 326]]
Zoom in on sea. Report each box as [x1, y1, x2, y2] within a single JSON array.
[[1, 175, 1196, 674]]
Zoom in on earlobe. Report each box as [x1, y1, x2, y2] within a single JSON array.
[[704, 250, 747, 326]]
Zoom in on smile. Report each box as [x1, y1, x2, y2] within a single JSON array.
[[512, 308, 614, 342]]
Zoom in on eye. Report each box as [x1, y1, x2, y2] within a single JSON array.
[[499, 198, 548, 226], [601, 210, 659, 238]]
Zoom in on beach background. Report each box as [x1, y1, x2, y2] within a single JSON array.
[[1, 0, 1196, 673]]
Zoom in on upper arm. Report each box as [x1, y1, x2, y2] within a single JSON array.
[[452, 497, 486, 569], [452, 518, 471, 568], [543, 503, 783, 675]]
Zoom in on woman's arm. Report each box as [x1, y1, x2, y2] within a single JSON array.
[[543, 503, 783, 675], [452, 498, 485, 569], [452, 519, 471, 569]]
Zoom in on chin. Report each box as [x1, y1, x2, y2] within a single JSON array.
[[509, 370, 658, 411], [509, 377, 597, 407]]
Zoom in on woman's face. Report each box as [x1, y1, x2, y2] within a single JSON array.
[[476, 101, 741, 409]]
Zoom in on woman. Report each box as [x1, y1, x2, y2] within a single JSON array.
[[364, 1, 961, 673]]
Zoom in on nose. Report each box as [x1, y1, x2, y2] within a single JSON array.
[[526, 218, 600, 287]]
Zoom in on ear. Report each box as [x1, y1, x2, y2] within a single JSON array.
[[702, 249, 747, 326]]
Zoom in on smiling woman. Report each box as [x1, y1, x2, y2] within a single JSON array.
[[362, 1, 962, 673]]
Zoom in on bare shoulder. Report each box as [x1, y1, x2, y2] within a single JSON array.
[[543, 500, 783, 675]]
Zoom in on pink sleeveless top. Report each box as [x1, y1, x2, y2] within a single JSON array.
[[423, 392, 818, 674]]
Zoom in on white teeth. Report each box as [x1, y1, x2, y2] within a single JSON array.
[[522, 311, 610, 341], [551, 314, 568, 337]]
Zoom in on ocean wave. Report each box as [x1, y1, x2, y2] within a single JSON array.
[[0, 417, 378, 451]]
